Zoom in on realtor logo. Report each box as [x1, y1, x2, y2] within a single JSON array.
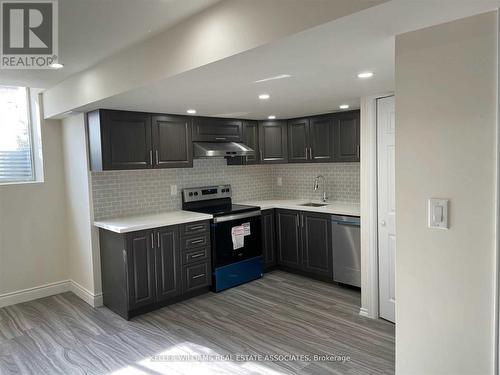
[[1, 0, 58, 68]]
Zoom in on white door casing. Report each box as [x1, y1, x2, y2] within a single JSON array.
[[377, 96, 396, 323]]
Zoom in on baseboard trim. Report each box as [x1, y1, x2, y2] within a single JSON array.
[[0, 280, 103, 308], [0, 280, 71, 308], [359, 307, 370, 317], [70, 280, 103, 308]]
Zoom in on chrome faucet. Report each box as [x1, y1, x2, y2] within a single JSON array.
[[314, 175, 328, 202]]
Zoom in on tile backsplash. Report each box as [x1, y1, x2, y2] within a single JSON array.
[[91, 159, 359, 219]]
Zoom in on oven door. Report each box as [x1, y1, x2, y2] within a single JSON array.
[[211, 211, 262, 268]]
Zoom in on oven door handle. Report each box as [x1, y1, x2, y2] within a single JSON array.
[[213, 210, 261, 223]]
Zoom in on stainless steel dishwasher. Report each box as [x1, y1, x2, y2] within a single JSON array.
[[331, 215, 361, 287]]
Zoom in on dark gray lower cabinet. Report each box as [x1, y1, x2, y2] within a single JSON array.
[[99, 220, 211, 319], [276, 209, 302, 270], [275, 209, 333, 281], [262, 209, 276, 271], [301, 212, 333, 279]]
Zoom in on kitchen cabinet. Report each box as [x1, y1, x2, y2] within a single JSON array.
[[87, 109, 193, 171], [301, 212, 333, 279], [287, 115, 334, 163], [226, 120, 260, 165], [287, 118, 309, 163], [276, 209, 302, 270], [192, 117, 242, 142], [275, 209, 333, 281], [99, 220, 211, 319], [88, 110, 152, 171], [334, 110, 360, 162], [152, 115, 193, 168], [261, 209, 276, 271], [259, 120, 288, 164]]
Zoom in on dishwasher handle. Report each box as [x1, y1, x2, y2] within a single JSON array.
[[333, 221, 360, 227], [331, 215, 360, 226]]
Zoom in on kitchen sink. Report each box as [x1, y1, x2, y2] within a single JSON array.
[[300, 203, 328, 207]]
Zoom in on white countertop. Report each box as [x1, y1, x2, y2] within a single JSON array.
[[238, 199, 360, 217], [94, 211, 213, 233]]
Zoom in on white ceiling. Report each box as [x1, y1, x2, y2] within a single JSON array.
[[73, 0, 500, 120], [0, 0, 220, 88]]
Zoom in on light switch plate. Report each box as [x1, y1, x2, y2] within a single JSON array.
[[277, 177, 283, 186], [428, 198, 449, 229], [170, 185, 178, 196]]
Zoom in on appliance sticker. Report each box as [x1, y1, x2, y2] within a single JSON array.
[[231, 226, 245, 250], [242, 222, 251, 236]]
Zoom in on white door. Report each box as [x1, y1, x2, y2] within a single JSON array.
[[377, 96, 396, 323]]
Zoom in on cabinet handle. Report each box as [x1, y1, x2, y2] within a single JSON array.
[[191, 239, 205, 244], [310, 147, 313, 159], [189, 225, 204, 231], [297, 214, 300, 227], [192, 273, 205, 279], [149, 150, 153, 165], [157, 232, 160, 248], [215, 137, 226, 140], [305, 147, 308, 160], [357, 145, 360, 158], [301, 214, 304, 228], [191, 252, 205, 258], [260, 150, 263, 161], [150, 232, 154, 249], [155, 150, 159, 164]]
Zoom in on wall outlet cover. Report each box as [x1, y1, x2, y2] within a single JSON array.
[[277, 177, 283, 186], [170, 185, 178, 196]]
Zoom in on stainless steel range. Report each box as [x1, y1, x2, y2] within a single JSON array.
[[182, 185, 263, 292]]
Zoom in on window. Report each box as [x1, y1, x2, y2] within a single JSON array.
[[0, 86, 34, 183]]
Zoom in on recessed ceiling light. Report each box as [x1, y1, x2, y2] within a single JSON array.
[[258, 94, 270, 100], [254, 74, 291, 83], [49, 62, 64, 69], [357, 71, 374, 79], [339, 104, 349, 109], [268, 115, 276, 120], [186, 109, 196, 114]]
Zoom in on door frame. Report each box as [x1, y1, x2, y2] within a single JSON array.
[[359, 93, 393, 319]]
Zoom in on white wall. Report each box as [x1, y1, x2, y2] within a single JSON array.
[[0, 119, 68, 306], [395, 11, 497, 374], [62, 113, 102, 306]]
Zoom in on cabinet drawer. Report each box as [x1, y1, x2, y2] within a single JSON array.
[[183, 247, 209, 265], [183, 262, 211, 292], [181, 221, 210, 236], [181, 233, 210, 250]]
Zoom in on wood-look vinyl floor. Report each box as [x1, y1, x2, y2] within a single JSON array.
[[0, 271, 394, 374]]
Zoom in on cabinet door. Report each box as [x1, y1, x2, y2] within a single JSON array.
[[262, 209, 276, 270], [310, 116, 334, 162], [276, 209, 301, 270], [152, 115, 192, 168], [301, 212, 333, 279], [155, 226, 181, 302], [126, 230, 156, 310], [192, 117, 242, 142], [288, 118, 310, 163], [334, 110, 360, 162], [226, 120, 259, 166], [258, 120, 288, 164], [101, 110, 152, 170]]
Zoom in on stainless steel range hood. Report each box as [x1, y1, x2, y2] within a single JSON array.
[[193, 142, 255, 158]]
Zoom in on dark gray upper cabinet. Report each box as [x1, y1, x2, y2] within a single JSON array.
[[301, 212, 333, 279], [152, 115, 193, 169], [259, 120, 288, 164], [155, 226, 181, 302], [334, 110, 360, 162], [226, 120, 259, 166], [287, 118, 309, 163], [262, 209, 276, 271], [276, 209, 301, 270], [309, 115, 334, 162], [87, 109, 192, 171], [88, 110, 153, 171], [126, 230, 156, 310], [192, 117, 242, 142]]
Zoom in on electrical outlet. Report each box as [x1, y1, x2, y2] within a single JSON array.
[[170, 185, 178, 196], [277, 177, 283, 186]]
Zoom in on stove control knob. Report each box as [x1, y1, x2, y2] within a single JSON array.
[[194, 192, 198, 196], [189, 192, 193, 197]]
